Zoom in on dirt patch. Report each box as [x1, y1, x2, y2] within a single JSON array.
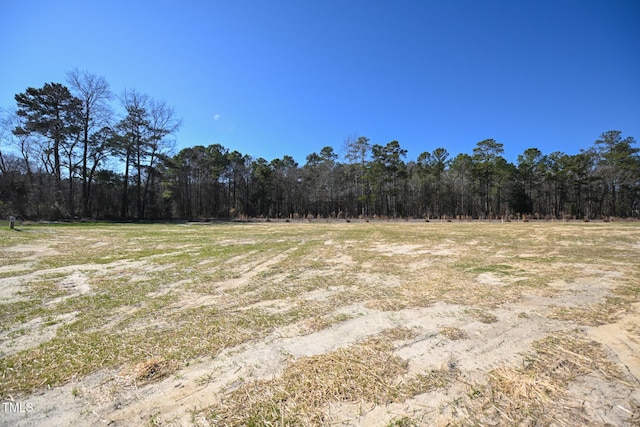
[[370, 242, 457, 257], [216, 246, 299, 291], [588, 302, 640, 382], [2, 243, 60, 260]]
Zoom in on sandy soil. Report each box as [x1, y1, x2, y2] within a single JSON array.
[[1, 223, 639, 426]]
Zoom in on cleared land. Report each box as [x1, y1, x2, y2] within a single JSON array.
[[1, 220, 639, 426]]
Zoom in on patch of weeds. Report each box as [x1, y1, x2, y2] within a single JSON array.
[[28, 278, 69, 299], [549, 296, 632, 326], [0, 300, 45, 330], [146, 412, 162, 427], [42, 316, 59, 327], [526, 253, 563, 264], [301, 312, 353, 334], [440, 327, 467, 340], [459, 332, 626, 425], [386, 416, 418, 427], [206, 331, 417, 426], [1, 332, 117, 397], [466, 384, 484, 400], [0, 268, 35, 279], [0, 228, 39, 248], [613, 283, 640, 299], [4, 327, 29, 339], [206, 327, 451, 426], [465, 308, 498, 324], [453, 261, 482, 271], [0, 276, 72, 329], [366, 297, 408, 311], [0, 303, 277, 398], [332, 312, 352, 323], [342, 281, 404, 311], [122, 358, 176, 385], [195, 372, 214, 387], [405, 367, 457, 396], [236, 277, 323, 306], [470, 264, 515, 274], [299, 309, 355, 334], [380, 326, 420, 342], [400, 268, 527, 309], [207, 268, 242, 282]]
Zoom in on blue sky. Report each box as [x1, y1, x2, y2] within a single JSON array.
[[1, 0, 639, 164]]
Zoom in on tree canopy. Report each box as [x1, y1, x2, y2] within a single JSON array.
[[1, 73, 639, 220]]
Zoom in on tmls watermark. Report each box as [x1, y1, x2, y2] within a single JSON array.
[[2, 401, 34, 414]]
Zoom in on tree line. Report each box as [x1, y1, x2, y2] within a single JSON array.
[[1, 70, 639, 221]]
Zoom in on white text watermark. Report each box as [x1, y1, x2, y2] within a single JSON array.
[[2, 401, 34, 414]]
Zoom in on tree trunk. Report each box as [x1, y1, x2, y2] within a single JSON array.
[[121, 151, 130, 219]]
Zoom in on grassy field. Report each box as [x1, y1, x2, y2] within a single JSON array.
[[1, 220, 639, 426]]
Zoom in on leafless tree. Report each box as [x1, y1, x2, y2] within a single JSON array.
[[67, 68, 113, 217]]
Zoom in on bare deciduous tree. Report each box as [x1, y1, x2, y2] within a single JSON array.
[[67, 68, 113, 217]]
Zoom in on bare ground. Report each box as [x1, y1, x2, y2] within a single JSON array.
[[1, 221, 639, 426]]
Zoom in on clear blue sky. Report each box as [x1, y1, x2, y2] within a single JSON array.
[[1, 0, 639, 164]]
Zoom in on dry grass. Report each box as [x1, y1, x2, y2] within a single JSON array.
[[456, 332, 629, 426], [1, 221, 638, 425], [298, 312, 354, 334], [121, 357, 176, 386], [550, 296, 636, 326], [465, 308, 498, 324], [208, 328, 452, 426], [440, 327, 467, 340], [209, 333, 408, 426]]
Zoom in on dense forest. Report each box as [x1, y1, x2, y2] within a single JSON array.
[[1, 70, 639, 221]]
